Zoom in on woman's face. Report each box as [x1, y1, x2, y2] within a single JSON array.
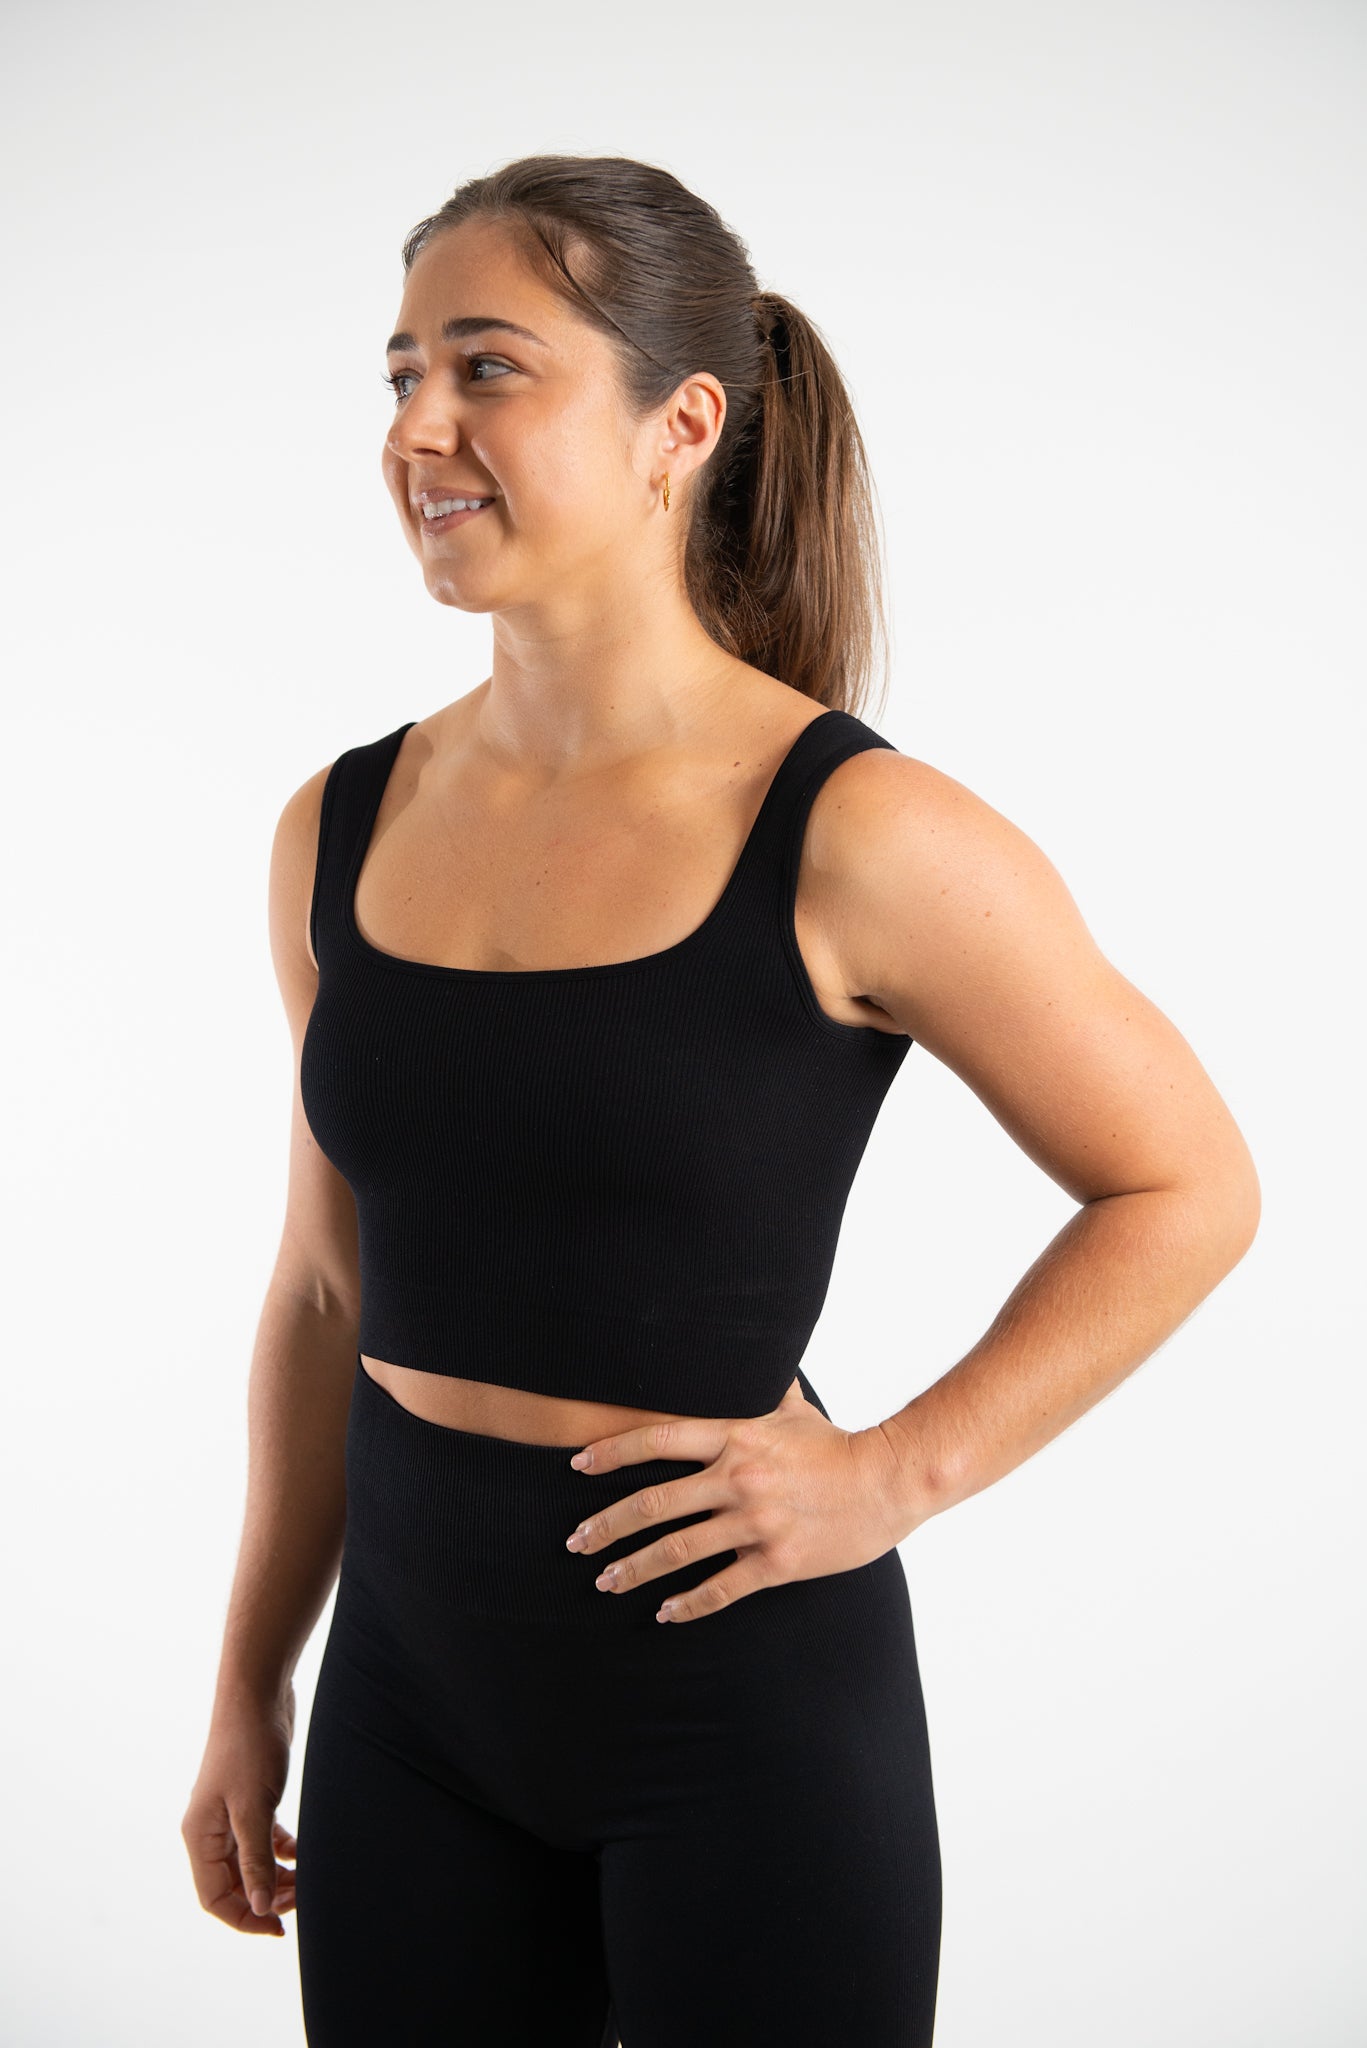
[[380, 217, 706, 618]]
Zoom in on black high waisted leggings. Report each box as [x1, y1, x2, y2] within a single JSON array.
[[294, 1357, 942, 2045]]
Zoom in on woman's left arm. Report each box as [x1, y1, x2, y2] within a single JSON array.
[[821, 746, 1262, 1537]]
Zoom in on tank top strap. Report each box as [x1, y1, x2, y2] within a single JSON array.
[[310, 720, 416, 968], [724, 706, 899, 934]]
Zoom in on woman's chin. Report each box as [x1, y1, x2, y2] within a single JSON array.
[[421, 569, 504, 613]]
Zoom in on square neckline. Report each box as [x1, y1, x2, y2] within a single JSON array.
[[341, 707, 845, 984]]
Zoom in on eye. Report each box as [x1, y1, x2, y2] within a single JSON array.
[[467, 355, 516, 383], [380, 355, 516, 401]]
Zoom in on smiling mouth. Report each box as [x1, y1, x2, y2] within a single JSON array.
[[420, 501, 494, 535]]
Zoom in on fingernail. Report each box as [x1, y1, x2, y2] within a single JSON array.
[[251, 1887, 271, 1916], [569, 1451, 590, 1469]]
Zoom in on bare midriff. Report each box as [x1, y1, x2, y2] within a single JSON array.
[[358, 1353, 694, 1448]]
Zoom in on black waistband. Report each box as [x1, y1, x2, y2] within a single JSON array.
[[340, 1359, 840, 1630]]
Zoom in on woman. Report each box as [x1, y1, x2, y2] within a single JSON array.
[[182, 154, 1260, 2046]]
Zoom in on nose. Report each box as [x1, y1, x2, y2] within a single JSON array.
[[388, 415, 461, 462], [387, 382, 467, 464]]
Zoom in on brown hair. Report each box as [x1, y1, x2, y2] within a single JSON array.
[[399, 154, 891, 721]]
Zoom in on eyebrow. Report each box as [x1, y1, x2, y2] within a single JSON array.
[[385, 316, 549, 355]]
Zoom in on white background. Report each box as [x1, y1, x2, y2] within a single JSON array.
[[3, 0, 1362, 2042]]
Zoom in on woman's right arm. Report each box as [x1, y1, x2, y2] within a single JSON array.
[[181, 755, 362, 1938]]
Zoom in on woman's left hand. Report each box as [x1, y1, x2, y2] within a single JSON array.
[[564, 1377, 913, 1624]]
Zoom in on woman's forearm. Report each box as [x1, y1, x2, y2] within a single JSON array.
[[210, 1289, 359, 1718], [872, 1178, 1260, 1536]]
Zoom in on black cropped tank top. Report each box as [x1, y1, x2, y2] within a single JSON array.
[[300, 708, 913, 1419]]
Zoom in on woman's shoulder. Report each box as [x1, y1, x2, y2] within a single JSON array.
[[801, 738, 1104, 1044], [803, 730, 1006, 863]]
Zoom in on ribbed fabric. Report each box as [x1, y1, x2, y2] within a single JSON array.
[[300, 707, 913, 1417]]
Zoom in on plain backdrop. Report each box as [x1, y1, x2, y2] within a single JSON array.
[[2, 0, 1362, 2042]]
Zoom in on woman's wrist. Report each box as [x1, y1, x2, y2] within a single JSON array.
[[852, 1416, 953, 1549], [212, 1662, 297, 1725]]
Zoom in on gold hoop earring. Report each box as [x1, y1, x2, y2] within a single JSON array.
[[662, 472, 670, 511]]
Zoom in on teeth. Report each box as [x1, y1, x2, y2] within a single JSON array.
[[422, 497, 491, 519]]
